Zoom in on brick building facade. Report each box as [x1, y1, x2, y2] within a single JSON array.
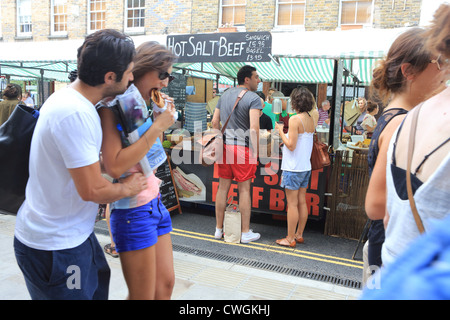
[[0, 0, 425, 42]]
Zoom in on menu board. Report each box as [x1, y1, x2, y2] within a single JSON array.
[[155, 156, 181, 214], [161, 73, 186, 112], [167, 32, 272, 63]]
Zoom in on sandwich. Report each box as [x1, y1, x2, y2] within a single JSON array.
[[150, 89, 165, 109], [172, 167, 202, 198]]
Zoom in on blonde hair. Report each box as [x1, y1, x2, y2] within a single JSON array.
[[425, 4, 450, 59]]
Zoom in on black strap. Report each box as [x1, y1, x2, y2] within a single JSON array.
[[414, 137, 450, 174]]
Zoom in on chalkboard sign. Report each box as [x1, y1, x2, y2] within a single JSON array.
[[161, 73, 186, 112], [155, 155, 181, 214], [167, 32, 272, 63]]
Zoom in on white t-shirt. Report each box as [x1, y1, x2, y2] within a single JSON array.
[[15, 87, 102, 250]]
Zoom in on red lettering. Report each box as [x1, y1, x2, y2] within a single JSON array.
[[211, 182, 238, 204], [306, 193, 320, 216], [263, 162, 279, 186], [212, 181, 219, 202], [213, 163, 219, 179], [252, 187, 264, 208], [270, 189, 285, 211], [309, 169, 322, 190], [228, 184, 238, 202]]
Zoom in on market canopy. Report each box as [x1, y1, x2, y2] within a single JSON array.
[[0, 28, 410, 85]]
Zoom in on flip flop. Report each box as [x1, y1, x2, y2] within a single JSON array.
[[104, 243, 119, 257]]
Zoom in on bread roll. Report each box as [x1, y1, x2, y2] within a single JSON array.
[[151, 89, 165, 108]]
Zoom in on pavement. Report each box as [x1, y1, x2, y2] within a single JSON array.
[[0, 213, 361, 300]]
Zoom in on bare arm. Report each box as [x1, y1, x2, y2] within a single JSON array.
[[69, 162, 147, 204], [277, 116, 300, 152], [98, 106, 174, 179], [249, 108, 260, 158], [211, 107, 221, 130], [365, 115, 406, 220]]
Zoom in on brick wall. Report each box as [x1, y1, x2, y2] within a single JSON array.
[[190, 0, 218, 34], [306, 0, 341, 31], [374, 0, 422, 28], [0, 0, 425, 42]]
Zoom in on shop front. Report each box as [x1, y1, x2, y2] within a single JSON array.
[[167, 146, 329, 221]]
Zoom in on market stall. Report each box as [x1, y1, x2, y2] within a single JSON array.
[[165, 142, 329, 220], [0, 29, 408, 238]]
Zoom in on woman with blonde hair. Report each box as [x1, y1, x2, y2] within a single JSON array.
[[98, 41, 177, 299]]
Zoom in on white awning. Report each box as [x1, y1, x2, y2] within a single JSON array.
[[0, 28, 410, 84]]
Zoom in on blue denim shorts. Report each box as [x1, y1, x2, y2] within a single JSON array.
[[280, 170, 311, 190], [110, 195, 173, 253]]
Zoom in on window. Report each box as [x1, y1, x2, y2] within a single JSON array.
[[276, 0, 305, 26], [17, 0, 32, 36], [220, 0, 246, 26], [51, 0, 68, 35], [340, 0, 373, 27], [125, 0, 145, 32], [0, 5, 2, 38], [88, 0, 106, 32]]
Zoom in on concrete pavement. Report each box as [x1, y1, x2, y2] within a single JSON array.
[[0, 213, 361, 300]]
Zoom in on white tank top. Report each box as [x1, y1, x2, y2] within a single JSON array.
[[382, 127, 450, 267], [281, 116, 314, 172]]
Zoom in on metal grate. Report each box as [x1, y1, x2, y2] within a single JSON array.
[[173, 244, 362, 290]]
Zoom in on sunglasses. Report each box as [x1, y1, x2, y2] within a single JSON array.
[[159, 71, 175, 83], [430, 54, 449, 71]]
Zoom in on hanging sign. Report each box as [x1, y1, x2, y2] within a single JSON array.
[[167, 32, 272, 63]]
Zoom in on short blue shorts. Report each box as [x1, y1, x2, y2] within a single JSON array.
[[280, 170, 311, 190], [110, 195, 172, 253]]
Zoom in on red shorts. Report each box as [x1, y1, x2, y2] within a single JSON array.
[[218, 144, 257, 182]]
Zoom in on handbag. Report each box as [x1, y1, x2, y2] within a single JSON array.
[[310, 132, 331, 171], [198, 89, 248, 166], [406, 104, 425, 234], [223, 196, 241, 243], [0, 104, 39, 215]]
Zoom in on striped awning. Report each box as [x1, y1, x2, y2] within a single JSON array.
[[174, 62, 235, 85], [0, 61, 77, 82], [0, 28, 410, 85], [180, 57, 378, 86]]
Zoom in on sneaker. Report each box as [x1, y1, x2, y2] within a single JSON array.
[[241, 230, 260, 243], [214, 228, 223, 239]]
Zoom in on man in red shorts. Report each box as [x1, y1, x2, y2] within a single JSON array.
[[211, 65, 262, 243]]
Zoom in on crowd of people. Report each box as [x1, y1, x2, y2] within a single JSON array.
[[1, 3, 449, 300]]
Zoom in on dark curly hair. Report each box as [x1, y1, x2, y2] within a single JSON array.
[[290, 87, 315, 113], [77, 29, 135, 87], [2, 84, 22, 100], [237, 65, 257, 85]]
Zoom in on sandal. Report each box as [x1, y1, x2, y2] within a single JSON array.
[[276, 238, 296, 248], [295, 235, 304, 244], [104, 243, 119, 258]]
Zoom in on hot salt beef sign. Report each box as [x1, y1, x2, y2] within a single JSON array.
[[167, 32, 272, 63]]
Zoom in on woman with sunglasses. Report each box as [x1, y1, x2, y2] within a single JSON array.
[[364, 27, 447, 281], [98, 41, 177, 300]]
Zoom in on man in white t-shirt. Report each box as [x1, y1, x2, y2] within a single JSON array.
[[14, 29, 148, 300]]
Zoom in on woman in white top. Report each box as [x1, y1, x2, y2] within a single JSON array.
[[382, 5, 450, 267], [275, 87, 318, 247]]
